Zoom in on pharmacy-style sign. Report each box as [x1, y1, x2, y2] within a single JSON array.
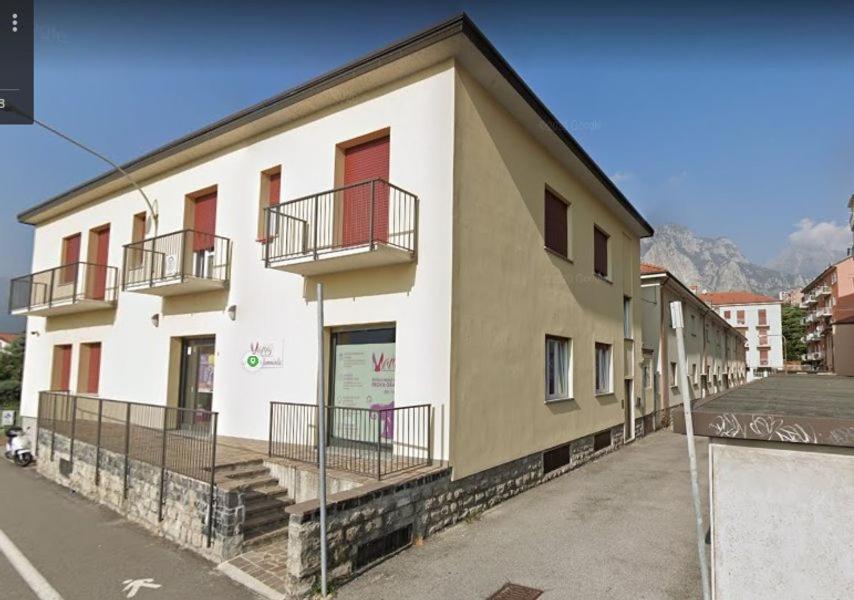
[[243, 340, 284, 371]]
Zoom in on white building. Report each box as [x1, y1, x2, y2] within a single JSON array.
[[699, 291, 784, 381], [9, 14, 653, 482]]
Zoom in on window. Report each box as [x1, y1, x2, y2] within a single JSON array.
[[736, 310, 745, 325], [52, 345, 72, 391], [544, 188, 570, 258], [60, 233, 81, 284], [593, 226, 609, 278], [692, 363, 698, 384], [258, 167, 282, 241], [545, 336, 571, 401], [670, 361, 678, 387], [723, 310, 731, 320], [690, 314, 696, 336], [758, 309, 767, 326], [78, 342, 102, 395], [623, 296, 632, 339], [130, 212, 147, 268], [759, 348, 769, 366], [831, 272, 838, 284], [594, 343, 612, 394], [642, 357, 652, 389]]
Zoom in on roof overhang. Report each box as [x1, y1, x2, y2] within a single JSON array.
[[18, 14, 653, 238]]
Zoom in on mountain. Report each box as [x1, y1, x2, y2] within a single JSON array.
[[641, 224, 806, 296]]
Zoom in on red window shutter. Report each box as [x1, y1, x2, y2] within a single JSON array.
[[87, 343, 102, 394], [268, 172, 281, 206], [193, 192, 217, 251], [343, 136, 390, 246], [724, 310, 731, 319], [737, 310, 745, 324], [92, 227, 110, 300], [544, 190, 568, 257], [61, 234, 81, 284], [57, 345, 72, 391], [594, 227, 609, 277], [758, 309, 767, 325]]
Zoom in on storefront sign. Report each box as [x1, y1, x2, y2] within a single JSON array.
[[1, 410, 15, 427], [333, 341, 395, 443], [243, 340, 284, 371]]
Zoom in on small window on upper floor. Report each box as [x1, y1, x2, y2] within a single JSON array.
[[736, 310, 745, 325], [544, 188, 570, 259], [545, 335, 572, 402], [258, 167, 282, 242], [593, 226, 609, 279], [623, 296, 632, 339]]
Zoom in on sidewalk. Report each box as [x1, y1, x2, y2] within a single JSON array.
[[337, 431, 708, 600]]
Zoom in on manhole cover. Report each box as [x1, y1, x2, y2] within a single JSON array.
[[486, 583, 543, 600]]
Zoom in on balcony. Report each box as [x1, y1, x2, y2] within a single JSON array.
[[263, 179, 418, 276], [816, 285, 832, 296], [816, 306, 833, 318], [8, 262, 118, 317], [804, 293, 817, 305], [122, 230, 231, 296]]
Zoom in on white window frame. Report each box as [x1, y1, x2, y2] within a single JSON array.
[[545, 336, 572, 402], [594, 342, 613, 395]]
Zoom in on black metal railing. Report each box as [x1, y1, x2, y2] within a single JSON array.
[[122, 229, 231, 290], [268, 402, 430, 480], [37, 391, 219, 547], [8, 262, 118, 314], [263, 178, 418, 265]]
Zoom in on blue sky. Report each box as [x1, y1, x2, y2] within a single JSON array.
[[2, 1, 854, 329]]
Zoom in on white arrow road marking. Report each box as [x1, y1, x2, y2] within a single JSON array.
[[122, 578, 162, 598], [0, 528, 64, 600]]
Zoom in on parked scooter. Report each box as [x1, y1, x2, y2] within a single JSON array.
[[4, 426, 33, 467]]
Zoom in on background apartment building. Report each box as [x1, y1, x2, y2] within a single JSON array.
[[698, 291, 783, 381], [640, 264, 747, 424], [801, 256, 854, 375], [10, 16, 653, 483]]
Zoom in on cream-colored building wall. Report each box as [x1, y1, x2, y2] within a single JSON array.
[[448, 67, 644, 479], [20, 63, 456, 461]]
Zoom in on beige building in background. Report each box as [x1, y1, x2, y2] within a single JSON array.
[[640, 263, 747, 424]]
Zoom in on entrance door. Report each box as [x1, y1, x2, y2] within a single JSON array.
[[329, 327, 396, 445], [179, 337, 215, 428], [624, 379, 635, 442], [342, 136, 390, 247], [91, 226, 110, 300]]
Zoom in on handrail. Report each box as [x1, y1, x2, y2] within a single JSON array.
[[122, 228, 230, 248], [10, 260, 116, 280], [271, 178, 415, 209]]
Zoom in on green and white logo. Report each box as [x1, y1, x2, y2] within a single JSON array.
[[243, 352, 262, 372]]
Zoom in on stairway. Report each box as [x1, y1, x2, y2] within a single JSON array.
[[215, 459, 294, 547]]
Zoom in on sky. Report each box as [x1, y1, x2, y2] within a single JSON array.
[[1, 0, 854, 329]]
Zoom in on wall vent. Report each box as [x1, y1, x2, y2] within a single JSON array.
[[354, 523, 413, 571], [593, 430, 611, 452], [542, 443, 570, 474]]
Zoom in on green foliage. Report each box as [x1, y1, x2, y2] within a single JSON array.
[[781, 304, 806, 361], [0, 335, 25, 405]]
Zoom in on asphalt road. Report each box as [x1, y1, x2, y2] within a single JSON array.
[[337, 431, 709, 600], [0, 457, 260, 600]]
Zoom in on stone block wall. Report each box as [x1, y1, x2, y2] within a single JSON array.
[[36, 431, 244, 562], [283, 422, 642, 597]]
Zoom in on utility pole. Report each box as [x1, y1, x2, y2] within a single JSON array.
[[9, 104, 158, 232], [671, 300, 712, 600], [316, 283, 329, 598]]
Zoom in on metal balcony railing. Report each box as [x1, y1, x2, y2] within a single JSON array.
[[8, 262, 118, 314], [122, 229, 231, 291], [269, 402, 431, 480], [263, 178, 418, 266]]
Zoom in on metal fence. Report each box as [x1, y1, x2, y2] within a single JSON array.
[[269, 402, 430, 480], [264, 178, 418, 265], [8, 262, 118, 313], [121, 229, 231, 290], [37, 391, 219, 547]]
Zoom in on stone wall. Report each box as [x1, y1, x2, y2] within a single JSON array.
[[36, 430, 244, 562], [283, 421, 643, 598]]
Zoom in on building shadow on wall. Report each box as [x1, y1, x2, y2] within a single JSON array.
[[303, 263, 415, 301], [162, 289, 229, 316], [45, 309, 116, 332]]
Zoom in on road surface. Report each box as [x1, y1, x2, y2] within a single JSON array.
[[0, 456, 259, 600]]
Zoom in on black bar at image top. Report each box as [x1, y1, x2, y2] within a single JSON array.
[[0, 0, 33, 124]]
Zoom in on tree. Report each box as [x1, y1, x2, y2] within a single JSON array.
[[0, 335, 25, 405], [781, 304, 805, 361]]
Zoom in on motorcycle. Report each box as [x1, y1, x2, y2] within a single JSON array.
[[4, 426, 33, 467]]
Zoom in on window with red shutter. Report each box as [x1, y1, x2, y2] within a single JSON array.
[[60, 234, 81, 284], [83, 342, 102, 394], [53, 345, 72, 391], [192, 192, 217, 252], [544, 189, 568, 257], [342, 135, 390, 246], [593, 227, 609, 278]]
